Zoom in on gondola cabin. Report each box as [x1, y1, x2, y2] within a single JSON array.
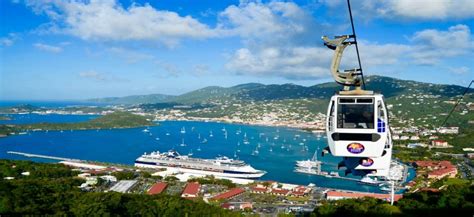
[[326, 92, 389, 157]]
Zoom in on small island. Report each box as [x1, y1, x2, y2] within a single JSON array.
[[8, 111, 155, 133]]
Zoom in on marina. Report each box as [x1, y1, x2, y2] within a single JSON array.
[[0, 117, 414, 193]]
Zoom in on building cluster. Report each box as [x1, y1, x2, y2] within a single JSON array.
[[414, 161, 458, 180], [249, 182, 312, 197]]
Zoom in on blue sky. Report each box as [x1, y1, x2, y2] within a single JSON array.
[[1, 0, 473, 100]]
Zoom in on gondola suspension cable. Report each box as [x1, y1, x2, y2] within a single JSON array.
[[441, 80, 473, 127], [346, 0, 366, 90]]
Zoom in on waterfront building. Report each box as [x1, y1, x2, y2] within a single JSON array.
[[182, 182, 200, 199], [414, 161, 458, 179]]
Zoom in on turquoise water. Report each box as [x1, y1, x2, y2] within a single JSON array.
[[0, 114, 413, 193]]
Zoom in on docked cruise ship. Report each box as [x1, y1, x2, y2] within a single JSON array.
[[135, 150, 266, 179]]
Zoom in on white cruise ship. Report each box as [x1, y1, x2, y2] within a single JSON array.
[[135, 150, 266, 179]]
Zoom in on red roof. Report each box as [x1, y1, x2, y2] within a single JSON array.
[[182, 182, 200, 196], [212, 188, 245, 200], [147, 182, 168, 195], [251, 186, 268, 192], [327, 191, 403, 201], [271, 188, 290, 195]]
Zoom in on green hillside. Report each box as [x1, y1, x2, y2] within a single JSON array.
[[87, 76, 472, 105], [14, 111, 154, 131]]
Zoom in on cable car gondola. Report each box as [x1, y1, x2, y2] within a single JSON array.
[[320, 0, 393, 178]]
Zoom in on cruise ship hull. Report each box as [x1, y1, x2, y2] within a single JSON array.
[[134, 161, 265, 179]]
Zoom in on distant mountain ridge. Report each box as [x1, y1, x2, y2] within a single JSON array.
[[86, 76, 471, 104], [87, 94, 174, 104]]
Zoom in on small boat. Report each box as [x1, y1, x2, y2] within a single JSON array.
[[166, 132, 171, 136], [155, 137, 160, 141], [222, 127, 226, 132], [143, 129, 150, 133], [180, 138, 187, 147], [358, 176, 382, 186], [197, 146, 201, 151], [237, 142, 240, 146], [201, 138, 208, 144]]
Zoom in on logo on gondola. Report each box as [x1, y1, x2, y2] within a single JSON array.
[[347, 143, 364, 154], [359, 158, 374, 167]]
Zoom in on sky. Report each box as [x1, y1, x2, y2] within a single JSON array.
[[0, 0, 473, 100]]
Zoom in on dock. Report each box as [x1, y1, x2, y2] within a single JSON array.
[[7, 151, 81, 162]]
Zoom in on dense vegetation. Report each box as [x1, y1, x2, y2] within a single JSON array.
[[13, 111, 154, 131], [0, 160, 240, 216], [188, 175, 237, 188], [0, 125, 16, 137], [314, 184, 474, 217]]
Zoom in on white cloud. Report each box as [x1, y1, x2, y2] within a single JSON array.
[[26, 0, 216, 47], [33, 42, 63, 53], [0, 33, 19, 47], [226, 46, 333, 80], [217, 1, 328, 46], [322, 0, 474, 20], [409, 24, 474, 64], [226, 22, 473, 79], [448, 66, 470, 75]]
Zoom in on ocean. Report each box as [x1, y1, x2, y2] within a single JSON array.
[[0, 113, 415, 193]]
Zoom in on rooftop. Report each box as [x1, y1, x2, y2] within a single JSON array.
[[212, 188, 245, 200], [147, 182, 168, 195], [182, 182, 200, 197]]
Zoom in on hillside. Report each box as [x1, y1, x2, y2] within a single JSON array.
[[86, 76, 472, 105], [87, 94, 174, 104], [14, 111, 154, 131]]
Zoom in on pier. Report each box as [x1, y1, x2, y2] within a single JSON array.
[[7, 151, 81, 162]]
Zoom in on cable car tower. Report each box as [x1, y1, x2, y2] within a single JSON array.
[[321, 0, 392, 177]]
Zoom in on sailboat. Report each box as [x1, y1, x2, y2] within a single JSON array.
[[180, 138, 187, 147], [197, 146, 201, 151], [180, 127, 186, 134], [188, 149, 193, 156], [209, 130, 213, 137], [198, 133, 201, 139], [201, 138, 208, 144]]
